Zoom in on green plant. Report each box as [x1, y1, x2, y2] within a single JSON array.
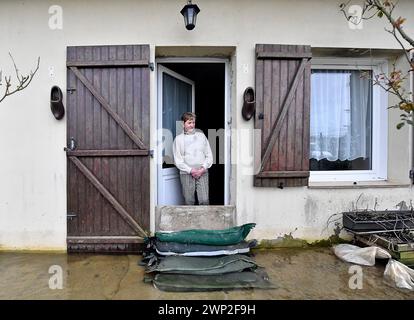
[[340, 0, 414, 129]]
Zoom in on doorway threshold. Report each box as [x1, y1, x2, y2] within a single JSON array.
[[155, 205, 236, 232]]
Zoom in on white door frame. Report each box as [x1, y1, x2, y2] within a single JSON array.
[[156, 57, 231, 205]]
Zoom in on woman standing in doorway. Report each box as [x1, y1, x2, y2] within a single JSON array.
[[173, 112, 213, 205]]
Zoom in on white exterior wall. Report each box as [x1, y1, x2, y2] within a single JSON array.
[[0, 0, 413, 250]]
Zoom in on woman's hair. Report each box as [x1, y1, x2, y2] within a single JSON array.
[[181, 112, 196, 123]]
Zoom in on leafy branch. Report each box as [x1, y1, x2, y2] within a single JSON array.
[[340, 0, 414, 129], [0, 53, 40, 103]]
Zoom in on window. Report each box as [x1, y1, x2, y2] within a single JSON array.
[[309, 59, 388, 182]]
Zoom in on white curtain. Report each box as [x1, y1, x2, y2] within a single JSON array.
[[162, 73, 192, 166], [310, 70, 372, 161]]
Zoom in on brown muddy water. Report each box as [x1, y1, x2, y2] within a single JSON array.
[[0, 248, 413, 300]]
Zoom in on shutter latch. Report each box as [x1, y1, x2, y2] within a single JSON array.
[[410, 169, 414, 184], [64, 137, 77, 152], [148, 62, 154, 71]]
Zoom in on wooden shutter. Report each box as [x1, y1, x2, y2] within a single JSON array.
[[254, 44, 311, 187], [66, 45, 150, 252]]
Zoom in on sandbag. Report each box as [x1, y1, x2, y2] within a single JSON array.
[[154, 239, 257, 256], [384, 259, 414, 290], [155, 223, 256, 246], [333, 244, 390, 266], [333, 244, 414, 291], [146, 254, 258, 275], [152, 269, 276, 292]]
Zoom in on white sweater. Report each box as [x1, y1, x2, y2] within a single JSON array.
[[173, 130, 213, 174]]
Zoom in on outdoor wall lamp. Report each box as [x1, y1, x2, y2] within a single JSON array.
[[180, 0, 200, 30]]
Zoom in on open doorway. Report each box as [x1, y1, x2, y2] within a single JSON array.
[[157, 60, 228, 206]]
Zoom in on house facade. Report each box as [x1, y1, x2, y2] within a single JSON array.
[[1, 0, 413, 251]]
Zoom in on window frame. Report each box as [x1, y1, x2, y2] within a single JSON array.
[[309, 57, 388, 182]]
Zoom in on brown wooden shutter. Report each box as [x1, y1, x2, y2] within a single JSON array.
[[254, 44, 311, 188], [66, 45, 151, 252]]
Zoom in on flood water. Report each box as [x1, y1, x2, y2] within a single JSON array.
[[1, 248, 413, 299]]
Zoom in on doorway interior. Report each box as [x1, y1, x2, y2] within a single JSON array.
[[157, 59, 229, 206]]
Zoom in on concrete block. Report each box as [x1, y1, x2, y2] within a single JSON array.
[[155, 205, 237, 232]]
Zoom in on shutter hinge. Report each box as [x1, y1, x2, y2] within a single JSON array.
[[67, 88, 76, 94], [67, 212, 77, 220], [410, 169, 414, 184], [148, 62, 154, 71], [149, 149, 154, 158]]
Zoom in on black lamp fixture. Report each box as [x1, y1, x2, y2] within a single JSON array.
[[180, 0, 200, 30]]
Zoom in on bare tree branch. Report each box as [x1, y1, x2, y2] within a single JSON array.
[[0, 55, 40, 103]]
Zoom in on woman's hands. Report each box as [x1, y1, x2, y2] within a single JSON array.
[[190, 167, 206, 179]]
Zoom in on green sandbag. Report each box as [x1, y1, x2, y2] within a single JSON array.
[[153, 269, 276, 292], [146, 254, 258, 275], [155, 223, 256, 246]]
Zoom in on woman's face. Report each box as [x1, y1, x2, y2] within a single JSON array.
[[184, 118, 195, 133]]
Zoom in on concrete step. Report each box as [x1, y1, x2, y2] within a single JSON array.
[[155, 205, 237, 232]]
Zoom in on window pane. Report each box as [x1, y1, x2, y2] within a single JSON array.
[[310, 69, 372, 171], [162, 73, 192, 168]]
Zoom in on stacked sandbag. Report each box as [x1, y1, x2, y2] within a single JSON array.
[[153, 239, 256, 256], [141, 223, 275, 292]]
